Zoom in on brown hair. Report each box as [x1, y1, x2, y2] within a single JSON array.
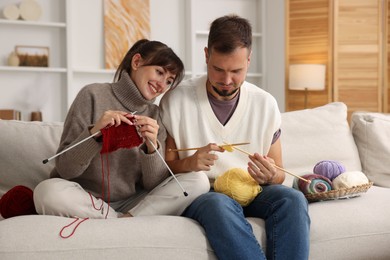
[[207, 15, 252, 54], [114, 39, 185, 89]]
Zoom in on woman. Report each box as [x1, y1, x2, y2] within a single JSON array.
[[34, 39, 209, 219]]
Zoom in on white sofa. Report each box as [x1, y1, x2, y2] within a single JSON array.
[[1, 102, 390, 260]]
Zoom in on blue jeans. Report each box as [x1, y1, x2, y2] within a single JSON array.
[[182, 185, 310, 260]]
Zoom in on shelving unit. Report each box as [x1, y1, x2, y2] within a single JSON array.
[[0, 0, 115, 121], [1, 0, 269, 121]]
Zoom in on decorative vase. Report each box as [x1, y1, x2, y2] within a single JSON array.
[[8, 52, 20, 66], [31, 111, 42, 121]]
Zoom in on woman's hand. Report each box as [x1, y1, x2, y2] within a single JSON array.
[[132, 115, 159, 153], [90, 110, 133, 137]]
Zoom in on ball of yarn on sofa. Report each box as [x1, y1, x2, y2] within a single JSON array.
[[214, 168, 261, 206], [332, 171, 369, 189], [0, 185, 37, 219], [313, 160, 346, 180], [293, 174, 333, 195]]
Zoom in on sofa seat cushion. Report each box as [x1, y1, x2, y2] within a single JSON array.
[[0, 120, 63, 197], [1, 187, 390, 260], [0, 215, 217, 259], [351, 112, 390, 188], [308, 185, 390, 259], [0, 215, 265, 259]]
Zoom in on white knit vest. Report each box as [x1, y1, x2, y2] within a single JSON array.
[[161, 75, 281, 179]]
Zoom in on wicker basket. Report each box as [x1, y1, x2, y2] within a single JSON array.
[[305, 182, 373, 202]]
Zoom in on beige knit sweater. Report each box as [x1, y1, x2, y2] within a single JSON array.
[[50, 72, 169, 202]]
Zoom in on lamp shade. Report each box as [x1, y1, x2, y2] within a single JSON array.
[[289, 64, 326, 91]]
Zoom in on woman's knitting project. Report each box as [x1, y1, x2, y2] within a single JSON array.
[[100, 123, 143, 153]]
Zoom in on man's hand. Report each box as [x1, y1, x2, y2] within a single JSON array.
[[247, 153, 278, 185], [187, 143, 225, 172]]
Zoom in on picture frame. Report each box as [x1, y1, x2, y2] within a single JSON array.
[[15, 45, 49, 67]]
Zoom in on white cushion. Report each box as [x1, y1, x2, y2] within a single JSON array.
[[351, 112, 390, 187], [0, 120, 63, 197], [281, 102, 362, 186]]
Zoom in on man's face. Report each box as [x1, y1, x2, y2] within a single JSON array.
[[205, 47, 251, 101]]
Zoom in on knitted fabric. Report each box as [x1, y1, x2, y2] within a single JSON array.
[[100, 123, 143, 154], [160, 75, 281, 180], [0, 185, 37, 219], [50, 72, 168, 201], [293, 174, 333, 195]]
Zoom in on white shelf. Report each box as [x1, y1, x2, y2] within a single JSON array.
[[0, 66, 66, 73], [0, 19, 66, 28], [73, 68, 116, 74]]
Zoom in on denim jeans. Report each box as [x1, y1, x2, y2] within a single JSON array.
[[182, 185, 310, 260]]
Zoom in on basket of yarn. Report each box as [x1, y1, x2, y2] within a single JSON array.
[[0, 185, 37, 219], [214, 168, 262, 206], [294, 160, 373, 202]]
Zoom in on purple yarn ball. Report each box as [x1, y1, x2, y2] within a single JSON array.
[[313, 160, 346, 180]]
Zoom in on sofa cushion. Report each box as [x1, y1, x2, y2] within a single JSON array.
[[0, 120, 63, 197], [281, 102, 362, 186], [351, 112, 390, 188], [308, 185, 390, 259]]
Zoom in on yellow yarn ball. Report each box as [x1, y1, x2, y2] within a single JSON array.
[[214, 168, 262, 206]]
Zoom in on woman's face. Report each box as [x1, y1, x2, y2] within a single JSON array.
[[131, 54, 176, 100]]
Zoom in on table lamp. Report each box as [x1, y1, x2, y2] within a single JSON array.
[[289, 64, 326, 108]]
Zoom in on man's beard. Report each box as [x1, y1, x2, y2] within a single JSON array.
[[212, 85, 239, 97]]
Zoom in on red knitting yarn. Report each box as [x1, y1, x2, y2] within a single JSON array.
[[100, 123, 143, 154], [0, 185, 37, 219]]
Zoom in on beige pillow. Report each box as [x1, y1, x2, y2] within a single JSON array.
[[281, 102, 362, 186], [0, 120, 63, 197], [351, 112, 390, 187]]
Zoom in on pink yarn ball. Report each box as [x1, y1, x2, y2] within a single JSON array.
[[313, 160, 346, 181]]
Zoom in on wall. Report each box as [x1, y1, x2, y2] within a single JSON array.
[[286, 0, 388, 117], [0, 0, 285, 121], [265, 0, 285, 111]]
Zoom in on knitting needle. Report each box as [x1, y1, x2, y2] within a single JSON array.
[[146, 138, 188, 197], [222, 142, 311, 184], [42, 131, 100, 164], [43, 111, 138, 164], [131, 112, 188, 196], [168, 142, 250, 152]]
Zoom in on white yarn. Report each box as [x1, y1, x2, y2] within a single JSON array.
[[332, 171, 369, 189]]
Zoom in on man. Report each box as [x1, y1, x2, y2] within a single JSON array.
[[160, 15, 310, 260]]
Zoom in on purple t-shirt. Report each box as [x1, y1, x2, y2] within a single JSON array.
[[207, 91, 281, 144]]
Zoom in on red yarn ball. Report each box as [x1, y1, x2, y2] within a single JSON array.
[[0, 185, 37, 219]]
